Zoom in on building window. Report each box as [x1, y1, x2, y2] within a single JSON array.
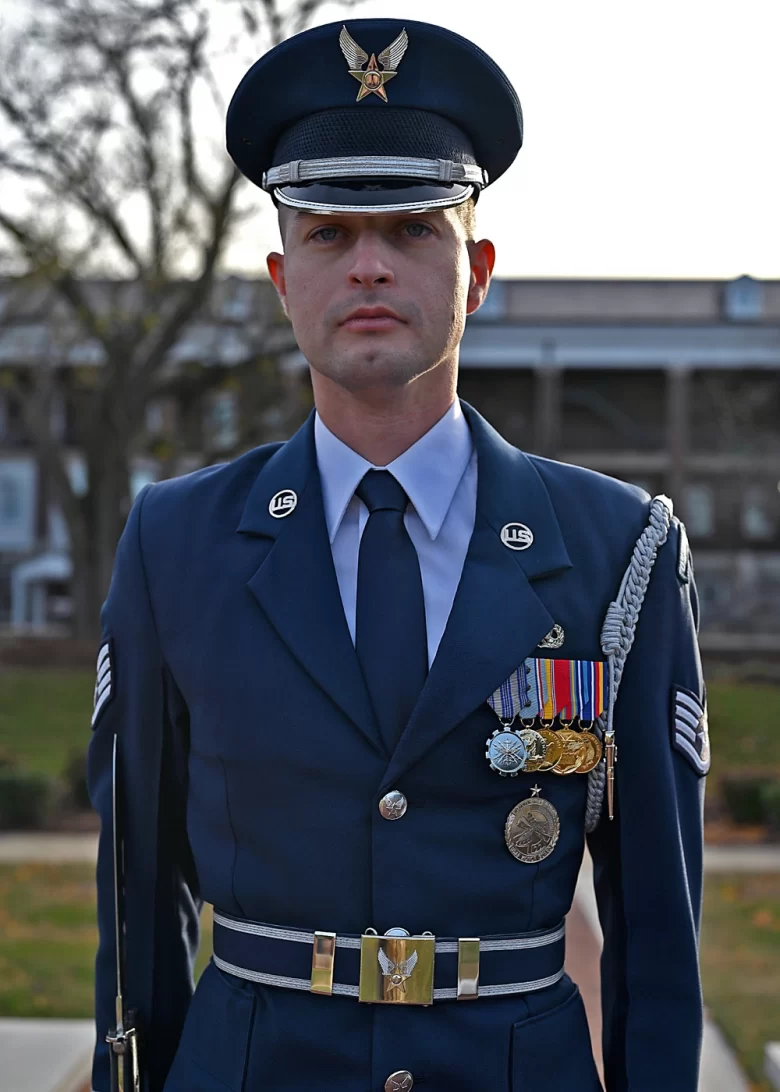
[[684, 483, 715, 539], [131, 465, 158, 499], [722, 275, 764, 323], [205, 390, 239, 452], [0, 457, 36, 550], [65, 454, 88, 497], [0, 474, 22, 524], [145, 397, 177, 438], [146, 400, 165, 437], [741, 484, 777, 542], [467, 279, 506, 322]]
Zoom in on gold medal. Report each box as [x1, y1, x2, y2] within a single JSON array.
[[551, 729, 583, 775], [574, 731, 603, 774], [516, 728, 547, 771], [528, 728, 562, 773], [505, 785, 561, 863]]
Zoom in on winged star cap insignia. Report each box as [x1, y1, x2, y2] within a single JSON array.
[[339, 25, 409, 102], [377, 946, 418, 995]]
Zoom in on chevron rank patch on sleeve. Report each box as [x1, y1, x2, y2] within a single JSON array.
[[671, 685, 710, 776], [92, 640, 114, 729]]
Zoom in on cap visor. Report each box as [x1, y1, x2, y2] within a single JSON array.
[[274, 180, 474, 215]]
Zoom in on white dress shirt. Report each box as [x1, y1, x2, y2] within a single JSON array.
[[314, 400, 477, 668]]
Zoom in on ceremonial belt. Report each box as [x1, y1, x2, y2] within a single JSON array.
[[213, 911, 566, 1005]]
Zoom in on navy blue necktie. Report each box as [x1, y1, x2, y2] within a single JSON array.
[[355, 470, 428, 753]]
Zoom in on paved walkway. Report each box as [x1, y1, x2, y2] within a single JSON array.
[[575, 853, 750, 1092], [5, 832, 780, 870], [704, 844, 780, 872], [0, 833, 98, 863], [0, 1019, 93, 1092]]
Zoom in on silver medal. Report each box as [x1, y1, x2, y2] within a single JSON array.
[[505, 785, 561, 864], [485, 728, 528, 777]]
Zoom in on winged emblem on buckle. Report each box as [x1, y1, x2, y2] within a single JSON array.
[[377, 946, 418, 996], [339, 25, 409, 102]]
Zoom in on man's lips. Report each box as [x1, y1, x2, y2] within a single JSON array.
[[339, 307, 405, 332]]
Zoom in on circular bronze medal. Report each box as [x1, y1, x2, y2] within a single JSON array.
[[575, 731, 603, 774], [534, 728, 563, 772], [551, 729, 583, 775], [505, 787, 561, 863], [516, 728, 547, 771]]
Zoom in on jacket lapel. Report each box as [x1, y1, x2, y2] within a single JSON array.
[[238, 413, 386, 758], [379, 403, 573, 791]]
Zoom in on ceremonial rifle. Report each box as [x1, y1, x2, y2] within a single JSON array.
[[106, 734, 142, 1091]]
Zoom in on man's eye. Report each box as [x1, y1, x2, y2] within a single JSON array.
[[403, 222, 432, 238], [311, 226, 342, 242]]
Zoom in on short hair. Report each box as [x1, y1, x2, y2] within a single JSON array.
[[277, 196, 476, 241], [454, 197, 476, 241]]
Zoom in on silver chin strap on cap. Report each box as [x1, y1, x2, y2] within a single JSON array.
[[262, 155, 488, 190]]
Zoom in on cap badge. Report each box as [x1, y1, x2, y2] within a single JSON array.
[[339, 25, 409, 102]]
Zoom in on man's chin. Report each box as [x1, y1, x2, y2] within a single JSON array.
[[315, 352, 426, 393]]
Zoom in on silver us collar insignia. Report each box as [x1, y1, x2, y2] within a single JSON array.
[[339, 25, 409, 102]]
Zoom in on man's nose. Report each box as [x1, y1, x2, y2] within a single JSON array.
[[347, 235, 395, 287]]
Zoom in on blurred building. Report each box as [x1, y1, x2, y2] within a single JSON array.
[[1, 274, 779, 648], [0, 276, 297, 630]]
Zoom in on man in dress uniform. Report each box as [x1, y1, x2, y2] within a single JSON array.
[[88, 18, 709, 1092]]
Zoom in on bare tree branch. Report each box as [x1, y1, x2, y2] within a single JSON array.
[[0, 0, 352, 635], [130, 168, 242, 402]]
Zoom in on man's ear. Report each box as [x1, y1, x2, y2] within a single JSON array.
[[266, 251, 288, 316], [466, 238, 496, 316]]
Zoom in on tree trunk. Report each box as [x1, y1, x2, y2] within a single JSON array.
[[69, 447, 131, 640]]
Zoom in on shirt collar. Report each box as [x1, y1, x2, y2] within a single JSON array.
[[314, 399, 474, 544]]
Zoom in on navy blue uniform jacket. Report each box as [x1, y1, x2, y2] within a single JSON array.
[[88, 403, 706, 1092]]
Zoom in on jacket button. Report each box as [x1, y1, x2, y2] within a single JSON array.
[[385, 1072, 414, 1092], [378, 791, 407, 820]]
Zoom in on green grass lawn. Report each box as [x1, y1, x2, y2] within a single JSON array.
[[3, 671, 780, 791], [701, 872, 780, 1091], [0, 671, 94, 777], [0, 862, 97, 1017], [0, 862, 213, 1019], [707, 681, 780, 787]]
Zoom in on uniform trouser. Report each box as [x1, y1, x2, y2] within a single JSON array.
[[163, 960, 602, 1092]]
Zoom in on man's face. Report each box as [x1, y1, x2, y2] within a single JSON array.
[[267, 207, 493, 394]]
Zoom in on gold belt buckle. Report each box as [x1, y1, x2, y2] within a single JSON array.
[[359, 929, 435, 1005]]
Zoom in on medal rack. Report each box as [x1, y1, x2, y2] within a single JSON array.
[[486, 716, 603, 777]]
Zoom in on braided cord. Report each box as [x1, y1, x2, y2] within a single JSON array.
[[584, 496, 674, 833]]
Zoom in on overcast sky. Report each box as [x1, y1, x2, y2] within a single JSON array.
[[224, 0, 779, 280], [1, 0, 776, 280]]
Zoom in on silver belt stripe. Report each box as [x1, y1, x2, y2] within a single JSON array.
[[212, 912, 565, 953], [213, 954, 566, 1001]]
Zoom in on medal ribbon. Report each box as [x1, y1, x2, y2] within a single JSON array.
[[487, 663, 530, 721], [488, 658, 608, 722]]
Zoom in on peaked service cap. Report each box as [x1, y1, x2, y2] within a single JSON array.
[[226, 18, 523, 214]]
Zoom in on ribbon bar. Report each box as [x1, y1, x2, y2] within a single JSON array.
[[488, 658, 608, 723]]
